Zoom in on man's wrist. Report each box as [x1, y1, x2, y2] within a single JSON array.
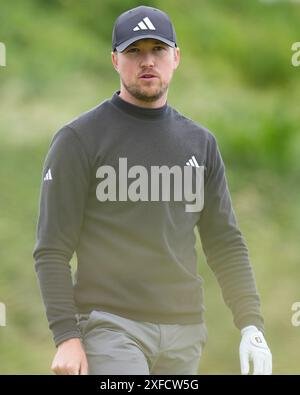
[[241, 325, 259, 335], [57, 337, 82, 348], [55, 333, 81, 348]]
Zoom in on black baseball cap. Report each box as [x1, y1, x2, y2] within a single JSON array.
[[112, 5, 177, 52]]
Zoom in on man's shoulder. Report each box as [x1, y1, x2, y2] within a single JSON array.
[[171, 106, 217, 143], [65, 98, 112, 133], [48, 98, 113, 154]]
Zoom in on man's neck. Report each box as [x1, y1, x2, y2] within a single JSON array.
[[118, 89, 167, 109]]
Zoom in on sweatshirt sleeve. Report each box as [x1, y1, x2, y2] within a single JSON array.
[[197, 135, 264, 332], [33, 125, 91, 346]]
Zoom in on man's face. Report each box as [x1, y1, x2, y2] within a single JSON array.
[[111, 38, 180, 104]]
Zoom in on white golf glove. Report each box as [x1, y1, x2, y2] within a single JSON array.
[[239, 325, 272, 375]]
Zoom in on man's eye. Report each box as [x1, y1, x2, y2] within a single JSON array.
[[125, 46, 165, 54]]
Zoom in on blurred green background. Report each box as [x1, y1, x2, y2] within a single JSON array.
[[0, 0, 300, 374]]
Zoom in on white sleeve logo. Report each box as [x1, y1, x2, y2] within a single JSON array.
[[43, 168, 53, 181]]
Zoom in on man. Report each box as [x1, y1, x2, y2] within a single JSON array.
[[33, 5, 272, 375]]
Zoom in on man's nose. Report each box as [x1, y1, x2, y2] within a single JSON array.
[[140, 52, 155, 67]]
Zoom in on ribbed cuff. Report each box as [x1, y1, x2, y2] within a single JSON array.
[[54, 331, 82, 348], [236, 315, 264, 334], [51, 318, 81, 347]]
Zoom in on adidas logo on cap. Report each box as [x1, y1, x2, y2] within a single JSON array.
[[133, 17, 156, 31]]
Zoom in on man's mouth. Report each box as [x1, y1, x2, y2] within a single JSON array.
[[139, 74, 158, 79]]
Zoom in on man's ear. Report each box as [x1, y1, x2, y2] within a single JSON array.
[[173, 47, 180, 70], [111, 51, 119, 73]]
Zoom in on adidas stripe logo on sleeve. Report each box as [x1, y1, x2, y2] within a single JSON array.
[[43, 168, 52, 181]]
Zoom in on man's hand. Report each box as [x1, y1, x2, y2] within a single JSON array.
[[51, 338, 89, 375], [239, 325, 272, 375]]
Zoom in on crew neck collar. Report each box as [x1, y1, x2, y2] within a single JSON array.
[[110, 90, 170, 120]]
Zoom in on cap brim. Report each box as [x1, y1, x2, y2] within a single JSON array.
[[115, 35, 176, 52]]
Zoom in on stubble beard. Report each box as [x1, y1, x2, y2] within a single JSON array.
[[121, 77, 168, 103]]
